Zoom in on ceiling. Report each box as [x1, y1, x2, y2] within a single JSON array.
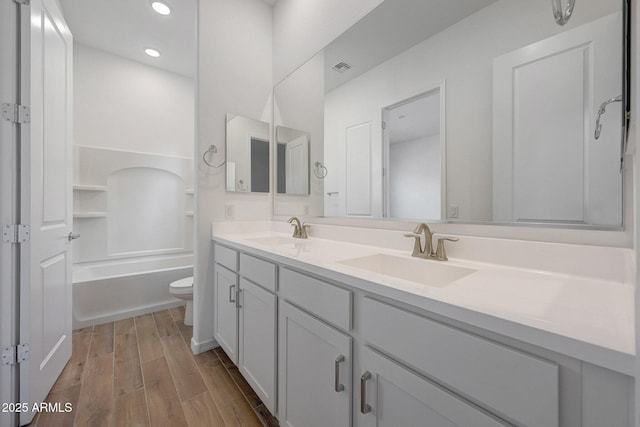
[[60, 0, 196, 78], [324, 0, 498, 93], [388, 90, 440, 144]]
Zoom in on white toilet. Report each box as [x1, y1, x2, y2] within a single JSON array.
[[169, 276, 193, 326]]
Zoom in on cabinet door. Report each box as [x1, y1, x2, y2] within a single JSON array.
[[359, 347, 509, 427], [239, 278, 277, 413], [279, 301, 351, 427], [214, 265, 238, 363]]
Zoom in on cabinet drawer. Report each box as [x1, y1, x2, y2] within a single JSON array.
[[215, 244, 238, 272], [280, 268, 352, 331], [240, 253, 276, 293], [362, 297, 559, 427]]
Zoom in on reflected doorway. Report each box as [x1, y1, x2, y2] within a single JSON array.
[[382, 87, 445, 220]]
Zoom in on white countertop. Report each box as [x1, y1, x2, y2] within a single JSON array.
[[212, 227, 635, 375]]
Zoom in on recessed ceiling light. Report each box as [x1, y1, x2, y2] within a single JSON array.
[[145, 48, 161, 58], [151, 1, 171, 15]]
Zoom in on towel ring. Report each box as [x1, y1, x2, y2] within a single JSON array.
[[314, 161, 328, 179], [594, 95, 623, 140], [203, 145, 225, 168]]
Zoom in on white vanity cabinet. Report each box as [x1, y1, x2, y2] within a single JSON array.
[[278, 301, 352, 427], [211, 239, 633, 427], [359, 346, 509, 427], [213, 244, 278, 413]]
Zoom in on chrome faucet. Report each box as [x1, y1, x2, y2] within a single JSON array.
[[288, 217, 310, 239], [404, 223, 458, 261]]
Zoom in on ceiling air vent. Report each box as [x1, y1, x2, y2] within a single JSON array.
[[332, 62, 352, 73]]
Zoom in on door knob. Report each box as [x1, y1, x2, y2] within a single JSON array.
[[67, 232, 80, 241]]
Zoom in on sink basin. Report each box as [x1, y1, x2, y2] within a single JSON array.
[[338, 254, 476, 287]]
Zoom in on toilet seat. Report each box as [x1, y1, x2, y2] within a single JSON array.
[[170, 277, 193, 295], [169, 276, 194, 326]]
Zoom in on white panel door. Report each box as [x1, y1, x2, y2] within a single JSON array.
[[238, 278, 277, 414], [214, 265, 238, 364], [359, 347, 509, 427], [345, 122, 372, 216], [278, 301, 351, 427], [0, 2, 21, 426], [493, 13, 622, 224], [285, 135, 309, 195], [513, 47, 586, 222], [20, 0, 73, 424]]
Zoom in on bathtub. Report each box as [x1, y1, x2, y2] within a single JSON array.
[[73, 254, 193, 328]]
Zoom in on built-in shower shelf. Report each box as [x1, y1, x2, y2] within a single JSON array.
[[185, 211, 195, 216], [73, 185, 107, 192], [73, 212, 107, 218], [185, 190, 195, 195]]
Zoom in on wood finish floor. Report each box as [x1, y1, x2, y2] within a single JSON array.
[[29, 307, 279, 427]]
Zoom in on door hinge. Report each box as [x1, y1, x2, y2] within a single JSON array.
[[1, 344, 29, 366], [2, 224, 30, 243], [382, 121, 387, 130], [13, 0, 30, 5], [2, 103, 30, 124]]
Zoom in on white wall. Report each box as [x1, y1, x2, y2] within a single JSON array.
[[272, 0, 383, 83], [73, 43, 194, 158], [389, 135, 440, 220], [195, 0, 273, 349], [323, 0, 620, 222]]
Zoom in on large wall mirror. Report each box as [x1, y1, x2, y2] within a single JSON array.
[[273, 0, 629, 228], [226, 114, 270, 193]]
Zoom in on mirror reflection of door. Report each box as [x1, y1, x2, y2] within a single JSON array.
[[383, 88, 443, 220], [493, 13, 622, 226], [276, 126, 311, 195], [251, 137, 269, 192], [285, 136, 309, 195]]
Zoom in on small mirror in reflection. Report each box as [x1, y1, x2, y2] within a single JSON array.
[[225, 114, 270, 193]]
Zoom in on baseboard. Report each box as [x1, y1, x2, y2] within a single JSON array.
[[72, 299, 184, 329], [191, 336, 218, 355]]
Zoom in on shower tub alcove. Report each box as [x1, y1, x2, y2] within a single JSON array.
[[72, 146, 194, 328]]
